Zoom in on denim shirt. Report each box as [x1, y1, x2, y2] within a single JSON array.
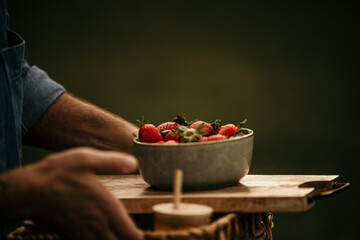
[[1, 0, 65, 236]]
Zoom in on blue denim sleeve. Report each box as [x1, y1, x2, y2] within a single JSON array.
[[21, 60, 65, 134]]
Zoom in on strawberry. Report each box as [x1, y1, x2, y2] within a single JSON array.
[[163, 140, 179, 145], [139, 124, 163, 143], [199, 134, 227, 142], [156, 140, 179, 145], [157, 122, 178, 131], [165, 132, 181, 142], [216, 124, 239, 137], [199, 136, 208, 142], [172, 124, 205, 143], [158, 122, 178, 140], [189, 121, 214, 137]]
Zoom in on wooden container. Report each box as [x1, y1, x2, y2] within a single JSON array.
[[153, 202, 213, 231]]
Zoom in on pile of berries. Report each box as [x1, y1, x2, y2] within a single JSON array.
[[137, 114, 248, 144]]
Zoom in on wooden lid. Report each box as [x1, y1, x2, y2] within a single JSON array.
[[153, 202, 213, 225]]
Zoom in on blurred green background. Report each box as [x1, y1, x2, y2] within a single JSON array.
[[7, 1, 358, 239]]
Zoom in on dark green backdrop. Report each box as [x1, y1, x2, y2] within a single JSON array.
[[7, 1, 359, 239]]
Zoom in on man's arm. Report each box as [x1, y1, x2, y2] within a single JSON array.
[[23, 92, 138, 154]]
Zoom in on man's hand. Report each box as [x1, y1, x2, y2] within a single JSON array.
[[0, 147, 143, 240]]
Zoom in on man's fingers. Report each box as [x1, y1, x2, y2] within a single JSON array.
[[80, 149, 138, 174], [101, 228, 118, 240], [109, 200, 144, 240], [51, 147, 138, 174]]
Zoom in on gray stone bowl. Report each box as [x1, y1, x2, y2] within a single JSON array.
[[134, 128, 254, 191]]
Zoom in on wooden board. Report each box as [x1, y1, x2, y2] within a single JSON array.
[[99, 174, 340, 213]]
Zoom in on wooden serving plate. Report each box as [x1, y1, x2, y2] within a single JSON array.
[[99, 174, 349, 213]]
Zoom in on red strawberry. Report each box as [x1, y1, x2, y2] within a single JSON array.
[[158, 122, 178, 140], [199, 134, 227, 142], [139, 124, 163, 143], [216, 124, 239, 137], [163, 140, 179, 145], [165, 132, 181, 142], [156, 140, 179, 145], [199, 136, 208, 142], [157, 122, 178, 131], [189, 121, 214, 137]]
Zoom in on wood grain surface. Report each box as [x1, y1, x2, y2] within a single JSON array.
[[99, 174, 339, 213]]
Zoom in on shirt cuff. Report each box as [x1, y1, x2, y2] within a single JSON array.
[[21, 65, 65, 134]]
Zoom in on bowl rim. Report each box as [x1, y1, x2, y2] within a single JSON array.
[[134, 128, 253, 147]]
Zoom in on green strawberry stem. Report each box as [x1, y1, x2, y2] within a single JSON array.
[[160, 129, 170, 139], [234, 119, 249, 137], [210, 119, 222, 132], [173, 114, 189, 126], [237, 118, 248, 128], [195, 122, 208, 136], [172, 123, 205, 142], [136, 116, 149, 129]]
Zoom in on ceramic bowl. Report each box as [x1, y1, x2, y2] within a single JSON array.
[[133, 128, 254, 191]]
